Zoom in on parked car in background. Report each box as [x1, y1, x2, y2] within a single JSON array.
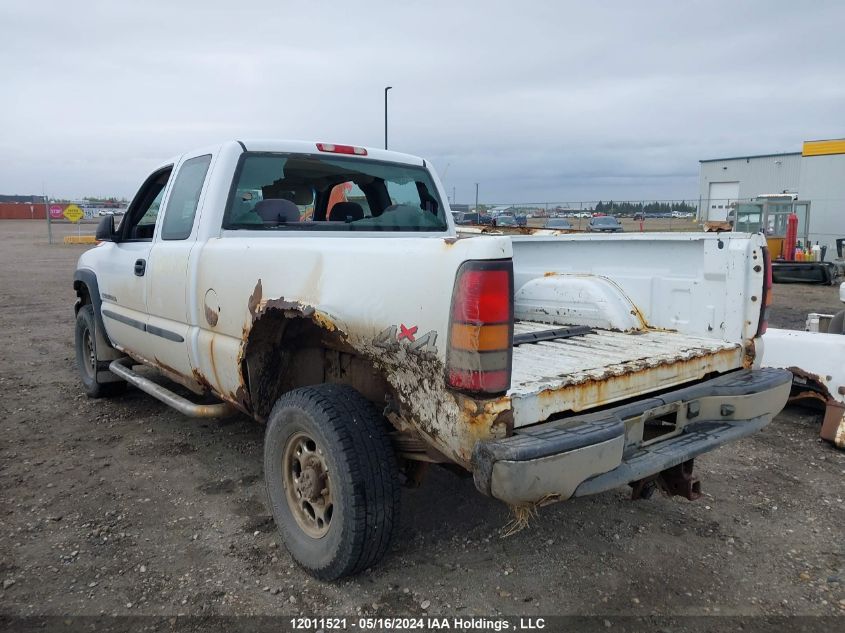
[[544, 218, 573, 230], [633, 212, 645, 221], [588, 216, 624, 233], [493, 215, 517, 227]]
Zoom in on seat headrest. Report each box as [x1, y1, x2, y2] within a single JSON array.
[[253, 199, 300, 224], [329, 201, 364, 222], [261, 182, 313, 206], [290, 187, 313, 205]]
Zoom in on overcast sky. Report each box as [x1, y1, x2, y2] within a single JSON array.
[[1, 1, 843, 204]]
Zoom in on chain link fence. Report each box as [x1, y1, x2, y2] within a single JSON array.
[[452, 199, 705, 232], [453, 196, 843, 252], [45, 202, 127, 243]]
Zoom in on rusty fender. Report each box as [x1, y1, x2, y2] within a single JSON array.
[[239, 279, 513, 467], [356, 339, 513, 467], [236, 279, 346, 415], [787, 365, 834, 403]]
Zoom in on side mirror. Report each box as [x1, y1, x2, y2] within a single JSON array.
[[95, 215, 116, 242]]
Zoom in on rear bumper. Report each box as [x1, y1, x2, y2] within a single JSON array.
[[471, 368, 792, 505]]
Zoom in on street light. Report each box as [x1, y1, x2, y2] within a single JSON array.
[[384, 86, 392, 150]]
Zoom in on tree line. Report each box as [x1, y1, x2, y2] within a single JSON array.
[[593, 200, 697, 214]]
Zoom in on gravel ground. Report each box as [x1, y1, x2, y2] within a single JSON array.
[[1, 220, 843, 619]]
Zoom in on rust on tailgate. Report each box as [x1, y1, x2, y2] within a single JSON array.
[[509, 327, 743, 426]]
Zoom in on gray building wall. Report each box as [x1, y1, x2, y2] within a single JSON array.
[[798, 153, 845, 248], [698, 153, 801, 220]]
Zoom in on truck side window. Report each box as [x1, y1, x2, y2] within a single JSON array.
[[138, 189, 165, 229], [118, 167, 173, 241], [161, 155, 212, 240]]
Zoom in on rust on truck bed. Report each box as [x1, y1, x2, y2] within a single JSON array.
[[361, 339, 512, 465], [508, 322, 743, 426]]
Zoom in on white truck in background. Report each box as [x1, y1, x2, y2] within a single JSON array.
[[760, 282, 845, 448], [73, 140, 791, 579]]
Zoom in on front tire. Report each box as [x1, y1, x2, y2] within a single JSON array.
[[263, 384, 400, 580], [75, 304, 126, 398]]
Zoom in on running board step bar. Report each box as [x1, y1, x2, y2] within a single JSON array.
[[109, 359, 236, 418]]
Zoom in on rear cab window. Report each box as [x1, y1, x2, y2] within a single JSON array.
[[223, 153, 447, 232], [161, 154, 212, 240]]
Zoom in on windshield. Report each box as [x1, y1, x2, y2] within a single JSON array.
[[593, 217, 619, 225], [545, 219, 571, 228], [224, 153, 447, 232]]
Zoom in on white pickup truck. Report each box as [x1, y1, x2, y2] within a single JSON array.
[[74, 140, 791, 579]]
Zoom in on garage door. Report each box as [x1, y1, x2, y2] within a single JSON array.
[[707, 181, 739, 221]]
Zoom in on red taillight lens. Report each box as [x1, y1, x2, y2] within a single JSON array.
[[448, 368, 510, 393], [446, 260, 513, 395], [451, 269, 511, 323], [316, 143, 367, 156], [757, 247, 772, 336]]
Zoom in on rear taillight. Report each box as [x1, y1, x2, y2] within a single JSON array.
[[446, 260, 513, 394], [756, 247, 773, 336]]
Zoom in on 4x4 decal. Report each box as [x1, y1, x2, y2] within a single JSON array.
[[374, 324, 437, 355]]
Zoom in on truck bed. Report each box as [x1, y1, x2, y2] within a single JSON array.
[[509, 320, 742, 427]]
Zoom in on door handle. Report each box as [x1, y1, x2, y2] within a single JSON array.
[[134, 259, 146, 276]]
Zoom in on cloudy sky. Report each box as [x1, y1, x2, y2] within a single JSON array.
[[1, 1, 843, 204]]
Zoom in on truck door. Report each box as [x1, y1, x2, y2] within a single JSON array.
[[144, 152, 214, 381], [98, 166, 172, 355]]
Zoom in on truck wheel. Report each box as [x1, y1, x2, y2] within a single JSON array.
[[829, 310, 845, 334], [263, 384, 400, 580], [75, 304, 126, 398]]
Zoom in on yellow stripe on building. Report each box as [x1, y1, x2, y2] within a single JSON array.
[[802, 138, 845, 157]]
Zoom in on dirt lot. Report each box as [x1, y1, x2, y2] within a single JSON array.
[[1, 220, 843, 619]]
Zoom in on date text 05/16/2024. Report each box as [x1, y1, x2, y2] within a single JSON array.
[[289, 617, 547, 631]]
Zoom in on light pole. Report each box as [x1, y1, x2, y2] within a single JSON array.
[[384, 86, 392, 149], [475, 183, 479, 213]]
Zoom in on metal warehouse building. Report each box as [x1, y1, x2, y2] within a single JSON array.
[[700, 138, 845, 251]]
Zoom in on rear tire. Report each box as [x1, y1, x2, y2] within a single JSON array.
[[75, 304, 126, 398], [829, 309, 845, 335], [263, 384, 400, 580]]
